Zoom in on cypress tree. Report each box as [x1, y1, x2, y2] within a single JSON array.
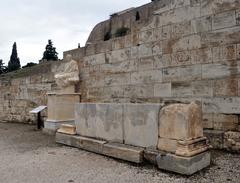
[[8, 42, 21, 72], [0, 59, 6, 74], [42, 40, 58, 61]]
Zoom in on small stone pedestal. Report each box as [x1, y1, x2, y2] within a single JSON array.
[[156, 102, 211, 175], [44, 93, 81, 134]]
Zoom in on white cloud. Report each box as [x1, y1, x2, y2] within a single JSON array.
[[0, 0, 150, 66]]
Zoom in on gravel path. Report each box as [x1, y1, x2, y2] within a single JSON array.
[[0, 122, 239, 183]]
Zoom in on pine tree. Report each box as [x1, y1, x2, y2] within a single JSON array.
[[8, 42, 21, 72], [42, 40, 58, 61]]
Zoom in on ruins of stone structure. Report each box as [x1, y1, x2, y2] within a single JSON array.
[[56, 102, 210, 175], [0, 0, 239, 173]]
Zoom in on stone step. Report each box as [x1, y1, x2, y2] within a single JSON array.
[[103, 143, 144, 163], [157, 151, 210, 175], [56, 132, 107, 154], [57, 124, 76, 135], [145, 149, 211, 175], [56, 133, 144, 163]]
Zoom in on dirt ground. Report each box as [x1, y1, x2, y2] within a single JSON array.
[[0, 122, 239, 183]]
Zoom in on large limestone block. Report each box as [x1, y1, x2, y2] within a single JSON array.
[[95, 104, 124, 143], [48, 94, 81, 121], [75, 103, 124, 142], [159, 102, 203, 141], [123, 104, 161, 148], [75, 103, 97, 138], [202, 97, 240, 114]]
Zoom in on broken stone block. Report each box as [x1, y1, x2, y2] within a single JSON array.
[[57, 124, 76, 135], [103, 143, 144, 163]]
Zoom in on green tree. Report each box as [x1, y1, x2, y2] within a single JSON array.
[[8, 42, 21, 72], [42, 40, 58, 61], [0, 59, 6, 74]]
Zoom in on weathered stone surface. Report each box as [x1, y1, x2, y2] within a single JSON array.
[[202, 113, 213, 129], [213, 114, 238, 131], [57, 124, 76, 135], [106, 48, 131, 63], [96, 104, 124, 143], [172, 82, 192, 97], [213, 78, 238, 96], [158, 138, 178, 153], [103, 143, 144, 163], [56, 132, 75, 146], [192, 80, 213, 97], [47, 94, 81, 122], [156, 6, 200, 27], [84, 53, 106, 66], [212, 45, 237, 62], [202, 97, 240, 114], [212, 11, 236, 30], [56, 133, 107, 154], [204, 130, 224, 149], [55, 55, 79, 90], [124, 104, 161, 148], [163, 65, 201, 82], [202, 63, 237, 79], [159, 102, 203, 141], [156, 151, 211, 175], [191, 16, 212, 33], [76, 136, 107, 154], [143, 148, 159, 165], [130, 70, 162, 84], [154, 83, 172, 97], [75, 103, 97, 138], [224, 131, 240, 153], [105, 73, 130, 86]]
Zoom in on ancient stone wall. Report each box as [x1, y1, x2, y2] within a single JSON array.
[[0, 61, 65, 123], [64, 0, 240, 150]]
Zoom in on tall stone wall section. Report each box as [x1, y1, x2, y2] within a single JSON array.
[[64, 0, 240, 150], [0, 61, 65, 123]]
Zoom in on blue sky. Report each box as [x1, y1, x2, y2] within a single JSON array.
[[0, 0, 150, 66]]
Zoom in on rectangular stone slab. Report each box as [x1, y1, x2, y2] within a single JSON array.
[[123, 104, 161, 148], [103, 143, 144, 163], [76, 103, 124, 142], [75, 103, 97, 138], [95, 104, 124, 143], [56, 133, 107, 154], [156, 151, 211, 175]]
